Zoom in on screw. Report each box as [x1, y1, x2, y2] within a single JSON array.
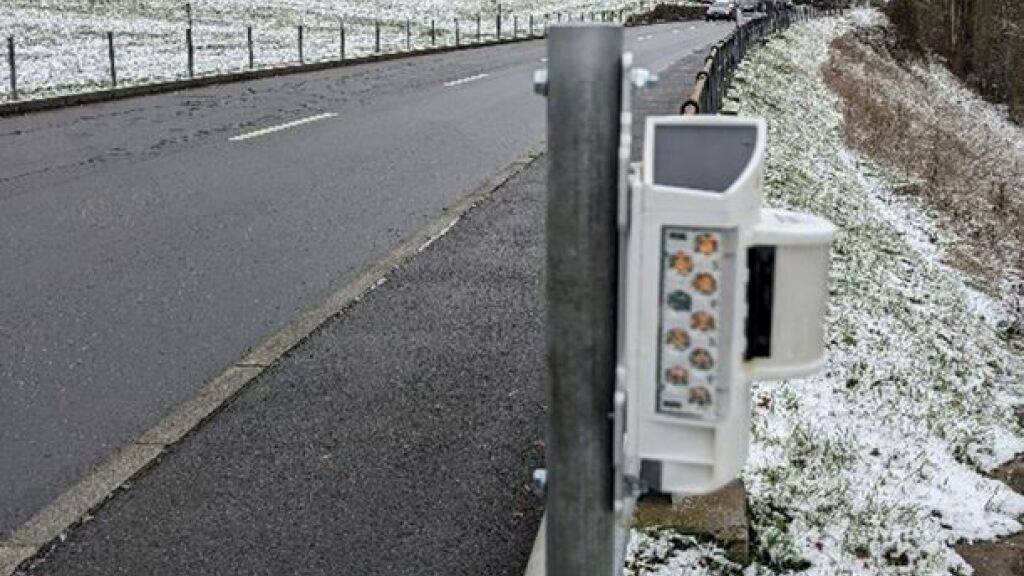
[[532, 468, 547, 496], [630, 67, 659, 89], [533, 68, 548, 96]]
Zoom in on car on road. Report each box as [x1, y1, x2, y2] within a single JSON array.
[[706, 0, 738, 20]]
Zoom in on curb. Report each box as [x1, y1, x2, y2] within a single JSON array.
[[523, 512, 546, 576], [0, 145, 545, 576], [0, 35, 541, 118]]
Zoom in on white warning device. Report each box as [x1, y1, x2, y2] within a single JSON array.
[[620, 115, 835, 496]]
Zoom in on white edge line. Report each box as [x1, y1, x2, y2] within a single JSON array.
[[229, 112, 338, 142]]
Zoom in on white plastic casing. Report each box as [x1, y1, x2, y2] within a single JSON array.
[[746, 209, 837, 381], [625, 115, 766, 495], [624, 115, 836, 496]]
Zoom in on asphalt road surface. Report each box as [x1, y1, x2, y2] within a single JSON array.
[[0, 21, 733, 537]]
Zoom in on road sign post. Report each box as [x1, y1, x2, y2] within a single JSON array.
[[107, 32, 117, 87], [7, 37, 15, 100], [545, 23, 623, 576]]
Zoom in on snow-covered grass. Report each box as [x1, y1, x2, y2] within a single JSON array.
[[0, 0, 701, 102], [628, 10, 1024, 576], [822, 12, 1024, 333]]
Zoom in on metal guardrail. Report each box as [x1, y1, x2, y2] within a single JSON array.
[[681, 5, 843, 115]]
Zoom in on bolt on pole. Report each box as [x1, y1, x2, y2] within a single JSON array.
[[545, 22, 622, 576]]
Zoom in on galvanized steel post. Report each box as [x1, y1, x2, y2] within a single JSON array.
[[545, 23, 622, 576]]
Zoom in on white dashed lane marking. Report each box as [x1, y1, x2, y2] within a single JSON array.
[[444, 73, 490, 87], [229, 112, 338, 142]]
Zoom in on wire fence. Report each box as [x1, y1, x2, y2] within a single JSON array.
[[681, 4, 844, 115], [1, 0, 688, 103]]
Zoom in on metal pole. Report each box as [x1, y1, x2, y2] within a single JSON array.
[[476, 13, 481, 43], [375, 19, 381, 53], [431, 19, 436, 45], [107, 31, 117, 87], [529, 14, 534, 37], [298, 25, 304, 63], [185, 2, 193, 29], [340, 22, 345, 59], [186, 28, 194, 78], [545, 23, 621, 576], [248, 26, 254, 68], [497, 4, 502, 39], [6, 37, 15, 100], [455, 18, 460, 46], [406, 18, 411, 51], [513, 15, 518, 39]]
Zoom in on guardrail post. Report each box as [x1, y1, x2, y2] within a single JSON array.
[[545, 23, 621, 576], [375, 19, 381, 53], [7, 36, 15, 100], [248, 26, 254, 68], [298, 25, 304, 63], [107, 31, 117, 87], [186, 28, 194, 78]]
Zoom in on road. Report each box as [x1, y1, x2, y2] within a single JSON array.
[[0, 21, 732, 537]]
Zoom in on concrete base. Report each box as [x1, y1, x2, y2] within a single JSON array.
[[633, 479, 750, 565]]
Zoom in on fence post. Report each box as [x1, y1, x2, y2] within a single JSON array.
[[545, 23, 621, 576], [497, 4, 502, 39], [340, 22, 345, 59], [406, 18, 411, 51], [6, 36, 15, 100], [375, 19, 381, 53], [105, 31, 116, 86], [186, 28, 194, 78], [298, 25, 304, 63], [247, 26, 254, 68]]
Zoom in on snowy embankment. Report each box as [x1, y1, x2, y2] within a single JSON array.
[[0, 0, 699, 103], [628, 11, 1024, 576]]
